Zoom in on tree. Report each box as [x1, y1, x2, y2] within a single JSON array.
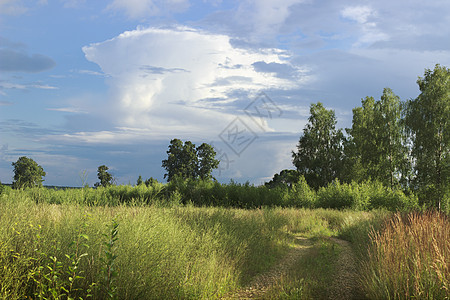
[[197, 143, 220, 180], [11, 156, 46, 189], [182, 141, 198, 179], [95, 165, 114, 187], [292, 102, 344, 189], [346, 88, 409, 188], [145, 177, 158, 187], [136, 175, 144, 186], [404, 64, 449, 209], [265, 169, 300, 189], [162, 139, 219, 182], [162, 139, 192, 182]]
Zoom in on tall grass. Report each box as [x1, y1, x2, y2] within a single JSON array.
[[361, 211, 450, 299], [0, 195, 296, 299]]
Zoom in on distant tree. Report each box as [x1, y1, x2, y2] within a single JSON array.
[[182, 141, 198, 179], [136, 175, 144, 186], [162, 139, 185, 182], [11, 156, 46, 189], [404, 64, 449, 209], [145, 177, 158, 187], [346, 88, 409, 188], [95, 165, 114, 188], [162, 139, 219, 182], [292, 102, 344, 190], [197, 143, 220, 180], [265, 169, 300, 189]]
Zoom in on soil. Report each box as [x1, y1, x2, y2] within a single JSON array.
[[327, 237, 363, 300], [221, 236, 362, 300]]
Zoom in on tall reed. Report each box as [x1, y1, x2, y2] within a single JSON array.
[[361, 211, 449, 299]]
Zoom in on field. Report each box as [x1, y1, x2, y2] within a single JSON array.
[[0, 186, 448, 299]]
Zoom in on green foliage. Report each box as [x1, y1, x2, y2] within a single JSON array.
[[346, 88, 410, 188], [162, 139, 219, 182], [0, 199, 305, 299], [405, 64, 450, 210], [101, 219, 119, 299], [287, 176, 316, 208], [316, 180, 418, 211], [265, 169, 300, 189], [2, 179, 419, 211], [144, 176, 158, 187], [95, 165, 114, 188], [197, 143, 220, 180], [292, 102, 344, 190], [0, 180, 3, 195], [22, 222, 94, 300], [11, 156, 46, 189], [136, 175, 143, 186]]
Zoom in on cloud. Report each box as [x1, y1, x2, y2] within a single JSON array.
[[340, 5, 388, 47], [341, 6, 374, 24], [234, 0, 304, 41], [106, 0, 189, 19], [0, 0, 28, 15], [81, 26, 306, 140], [140, 65, 188, 75], [0, 81, 57, 91], [252, 61, 301, 79], [200, 0, 304, 45], [0, 49, 56, 73], [0, 0, 47, 16], [62, 0, 85, 9], [46, 107, 87, 114], [78, 69, 107, 76]]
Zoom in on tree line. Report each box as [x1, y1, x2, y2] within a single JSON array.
[[272, 64, 448, 210], [2, 65, 448, 210]]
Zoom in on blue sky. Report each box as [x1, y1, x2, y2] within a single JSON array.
[[1, 0, 449, 186]]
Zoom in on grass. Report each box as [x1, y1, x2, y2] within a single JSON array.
[[360, 211, 450, 299], [0, 187, 447, 299], [264, 238, 342, 299], [0, 196, 294, 299]]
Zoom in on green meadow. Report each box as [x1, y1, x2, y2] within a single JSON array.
[[0, 185, 448, 299]]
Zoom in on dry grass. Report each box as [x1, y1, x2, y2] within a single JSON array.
[[362, 211, 449, 299]]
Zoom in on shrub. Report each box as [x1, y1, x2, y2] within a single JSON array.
[[287, 176, 317, 208], [316, 180, 356, 209], [367, 182, 419, 211]]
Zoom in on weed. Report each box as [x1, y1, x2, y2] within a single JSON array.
[[101, 219, 119, 299]]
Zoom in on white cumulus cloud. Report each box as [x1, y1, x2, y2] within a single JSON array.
[[80, 26, 306, 142]]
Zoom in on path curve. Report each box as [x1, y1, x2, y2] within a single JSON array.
[[221, 236, 313, 299], [221, 236, 362, 299]]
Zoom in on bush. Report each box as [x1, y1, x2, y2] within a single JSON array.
[[287, 176, 316, 208], [367, 182, 418, 211], [316, 180, 358, 209]]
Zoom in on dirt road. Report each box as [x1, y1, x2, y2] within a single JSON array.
[[221, 236, 362, 299]]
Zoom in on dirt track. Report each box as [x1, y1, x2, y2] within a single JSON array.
[[221, 236, 362, 299]]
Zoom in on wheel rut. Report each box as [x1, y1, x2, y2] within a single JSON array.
[[221, 236, 313, 299], [221, 236, 362, 299]]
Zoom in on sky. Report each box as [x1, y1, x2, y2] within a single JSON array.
[[1, 0, 449, 187]]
